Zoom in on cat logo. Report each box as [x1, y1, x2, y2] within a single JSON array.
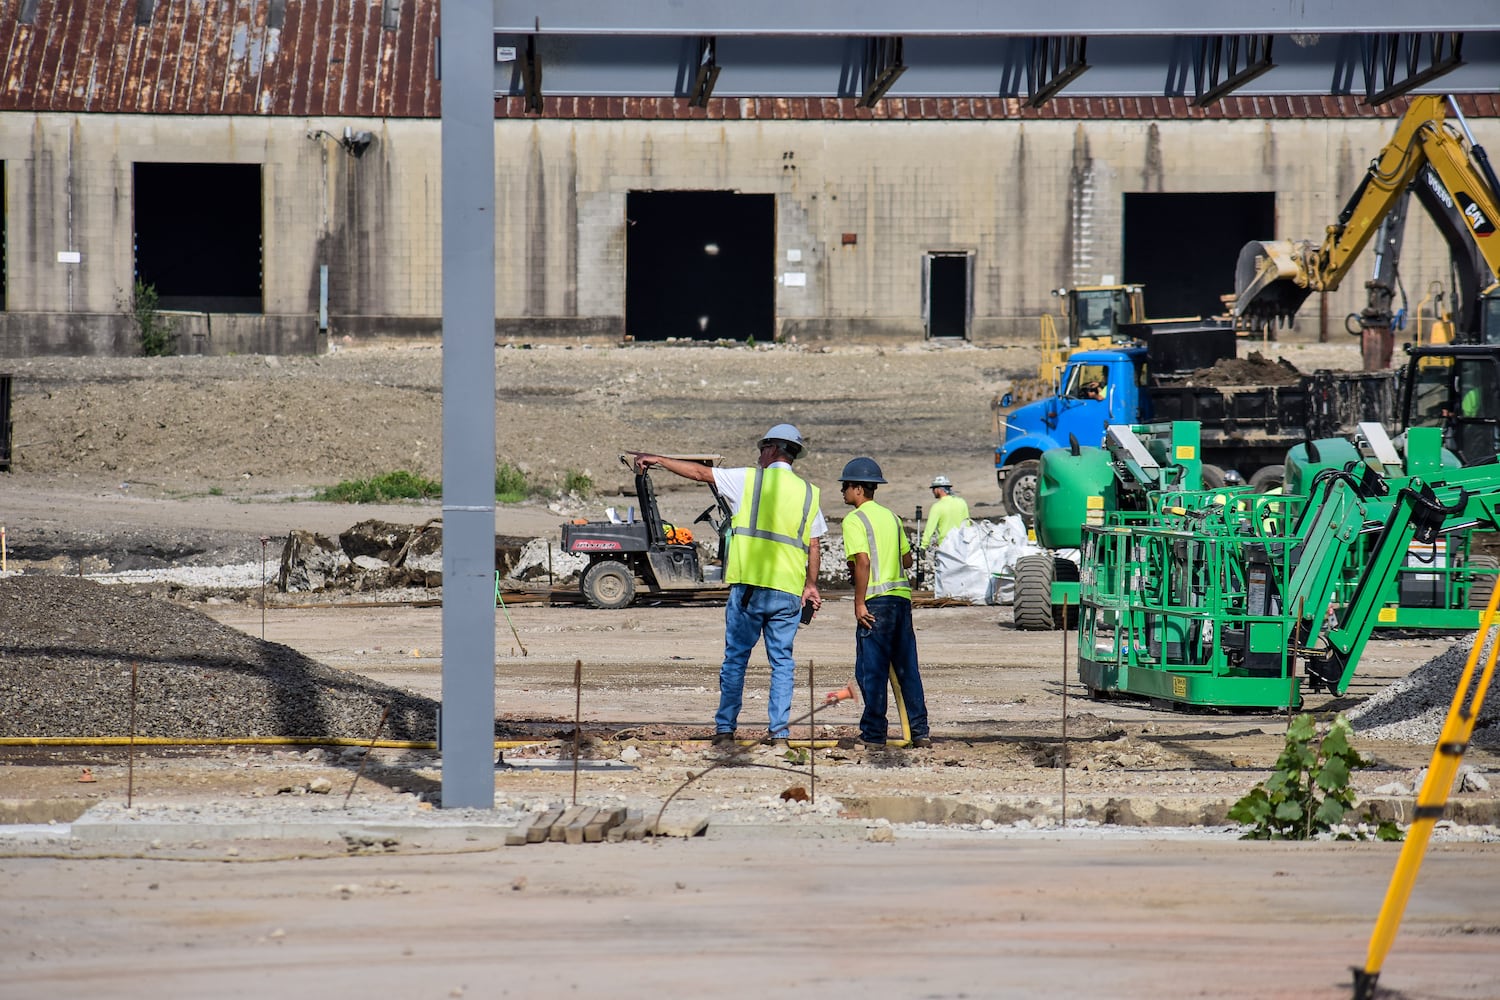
[[1458, 192, 1496, 238]]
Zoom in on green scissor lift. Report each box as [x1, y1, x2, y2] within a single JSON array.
[[1076, 435, 1500, 709]]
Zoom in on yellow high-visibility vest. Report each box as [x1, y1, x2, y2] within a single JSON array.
[[846, 500, 912, 601], [726, 467, 819, 595]]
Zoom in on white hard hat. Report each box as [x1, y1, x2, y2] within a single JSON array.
[[758, 423, 806, 460], [930, 475, 953, 489]]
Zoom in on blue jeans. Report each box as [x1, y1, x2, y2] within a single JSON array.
[[716, 584, 802, 738], [855, 596, 928, 743]]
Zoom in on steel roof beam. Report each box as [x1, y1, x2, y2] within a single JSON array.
[[494, 0, 1500, 36]]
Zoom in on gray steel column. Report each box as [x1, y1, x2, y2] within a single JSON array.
[[440, 0, 497, 809]]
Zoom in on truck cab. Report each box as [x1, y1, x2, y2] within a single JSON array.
[[995, 347, 1148, 519]]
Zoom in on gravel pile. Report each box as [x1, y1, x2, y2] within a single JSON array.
[[1346, 632, 1500, 747], [0, 576, 441, 741]]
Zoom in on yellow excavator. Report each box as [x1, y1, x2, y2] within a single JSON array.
[[1235, 94, 1500, 370]]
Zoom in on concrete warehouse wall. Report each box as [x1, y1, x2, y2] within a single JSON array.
[[1, 110, 1493, 356]]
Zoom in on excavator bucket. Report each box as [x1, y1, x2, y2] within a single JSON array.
[[1234, 239, 1314, 331]]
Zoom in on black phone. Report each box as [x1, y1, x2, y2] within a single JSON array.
[[800, 600, 816, 624]]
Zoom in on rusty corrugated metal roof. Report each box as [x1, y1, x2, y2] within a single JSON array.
[[1, 2, 1494, 121], [0, 0, 439, 116]]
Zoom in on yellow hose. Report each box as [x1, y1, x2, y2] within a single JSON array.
[[4, 737, 541, 750]]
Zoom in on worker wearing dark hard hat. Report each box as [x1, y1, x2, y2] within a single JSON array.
[[634, 423, 826, 746], [839, 457, 930, 749], [920, 474, 969, 551]]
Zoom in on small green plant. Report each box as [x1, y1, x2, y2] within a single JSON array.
[[562, 468, 593, 496], [131, 280, 177, 357], [315, 470, 441, 503], [208, 486, 224, 497], [1228, 713, 1402, 841], [495, 463, 530, 503]]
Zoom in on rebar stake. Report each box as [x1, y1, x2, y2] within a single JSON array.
[[260, 536, 271, 641], [345, 706, 392, 808], [808, 658, 816, 805], [1061, 594, 1070, 826], [572, 659, 583, 806], [127, 663, 138, 809]]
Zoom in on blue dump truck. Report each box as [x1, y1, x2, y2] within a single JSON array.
[[994, 332, 1399, 521]]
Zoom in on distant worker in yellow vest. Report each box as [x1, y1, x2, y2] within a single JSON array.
[[921, 474, 969, 551], [634, 424, 826, 747], [840, 457, 930, 748]]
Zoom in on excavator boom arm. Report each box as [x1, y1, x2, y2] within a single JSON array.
[[1235, 96, 1500, 332]]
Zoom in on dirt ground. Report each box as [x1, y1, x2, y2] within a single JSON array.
[[4, 336, 1500, 999]]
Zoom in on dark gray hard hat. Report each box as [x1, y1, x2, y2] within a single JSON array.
[[839, 456, 887, 484]]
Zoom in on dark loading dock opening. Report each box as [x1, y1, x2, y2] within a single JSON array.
[[626, 191, 774, 342], [1123, 192, 1275, 320], [924, 251, 972, 339], [133, 163, 263, 313]]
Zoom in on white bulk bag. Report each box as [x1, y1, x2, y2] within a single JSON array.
[[932, 516, 1041, 604]]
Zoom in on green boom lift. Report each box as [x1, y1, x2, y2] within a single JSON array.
[[1075, 431, 1500, 709]]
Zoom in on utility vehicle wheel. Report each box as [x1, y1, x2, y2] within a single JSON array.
[[1200, 463, 1227, 489], [1002, 459, 1042, 524], [1013, 553, 1056, 631], [1468, 555, 1499, 611], [581, 560, 636, 610], [1249, 464, 1285, 493]]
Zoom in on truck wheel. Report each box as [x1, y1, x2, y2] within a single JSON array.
[[1468, 555, 1499, 611], [581, 560, 636, 610], [1002, 459, 1042, 523], [1200, 464, 1227, 489], [1249, 464, 1285, 493], [1013, 553, 1056, 631]]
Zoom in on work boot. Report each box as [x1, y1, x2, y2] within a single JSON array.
[[710, 731, 737, 747], [909, 737, 933, 749]]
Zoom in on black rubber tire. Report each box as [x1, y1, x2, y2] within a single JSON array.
[[1200, 463, 1227, 489], [1002, 459, 1042, 524], [1053, 557, 1080, 583], [1052, 557, 1080, 628], [1468, 555, 1499, 611], [581, 560, 636, 610], [1013, 553, 1057, 631], [1249, 464, 1285, 493]]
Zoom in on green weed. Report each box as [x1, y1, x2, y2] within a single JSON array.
[[316, 470, 441, 503], [1228, 713, 1402, 841]]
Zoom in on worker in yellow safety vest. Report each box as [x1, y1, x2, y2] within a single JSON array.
[[634, 423, 826, 745], [921, 474, 969, 551], [840, 456, 930, 749]]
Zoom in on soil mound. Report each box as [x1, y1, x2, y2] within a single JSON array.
[[1188, 351, 1303, 387], [0, 576, 439, 741]]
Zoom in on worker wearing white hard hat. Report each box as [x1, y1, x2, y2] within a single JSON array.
[[921, 474, 969, 551], [634, 423, 826, 745]]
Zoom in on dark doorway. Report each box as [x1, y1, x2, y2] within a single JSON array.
[[1, 163, 6, 311], [1123, 192, 1274, 320], [133, 163, 263, 313], [626, 191, 774, 341], [924, 251, 972, 339]]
